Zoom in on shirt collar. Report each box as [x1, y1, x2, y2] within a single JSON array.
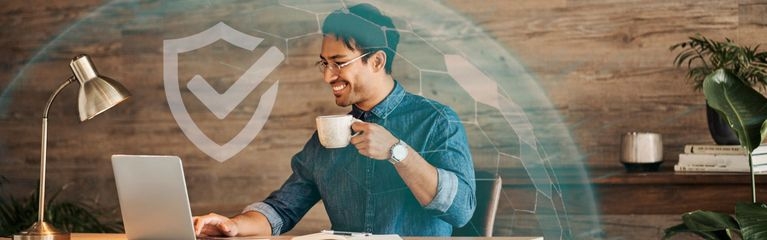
[[351, 81, 405, 120]]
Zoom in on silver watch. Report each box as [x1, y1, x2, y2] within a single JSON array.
[[389, 139, 408, 165]]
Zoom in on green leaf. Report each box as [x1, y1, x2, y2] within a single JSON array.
[[663, 222, 730, 240], [663, 210, 739, 239], [736, 202, 767, 240], [663, 223, 690, 239], [683, 210, 739, 232], [702, 68, 767, 152]]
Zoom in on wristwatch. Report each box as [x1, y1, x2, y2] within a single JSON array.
[[388, 139, 408, 165]]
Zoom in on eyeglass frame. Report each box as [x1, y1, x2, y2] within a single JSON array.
[[316, 51, 372, 74]]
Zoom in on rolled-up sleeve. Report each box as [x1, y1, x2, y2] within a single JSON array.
[[242, 202, 284, 236], [424, 168, 459, 212], [423, 161, 475, 227]]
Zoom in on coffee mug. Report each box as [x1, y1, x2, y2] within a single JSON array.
[[316, 115, 362, 148]]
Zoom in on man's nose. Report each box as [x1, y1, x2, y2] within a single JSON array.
[[322, 68, 338, 83]]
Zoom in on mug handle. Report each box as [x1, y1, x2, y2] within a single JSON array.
[[351, 118, 363, 137]]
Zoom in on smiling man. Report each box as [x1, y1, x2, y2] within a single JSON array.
[[193, 3, 475, 237]]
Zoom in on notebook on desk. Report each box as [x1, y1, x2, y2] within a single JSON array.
[[112, 154, 198, 240]]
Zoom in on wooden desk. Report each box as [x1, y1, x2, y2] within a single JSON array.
[[1, 233, 543, 240]]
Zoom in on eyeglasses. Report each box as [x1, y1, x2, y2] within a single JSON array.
[[316, 52, 371, 74]]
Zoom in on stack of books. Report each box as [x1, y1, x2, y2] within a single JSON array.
[[675, 144, 767, 173]]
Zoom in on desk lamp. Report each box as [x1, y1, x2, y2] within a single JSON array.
[[13, 54, 131, 240]]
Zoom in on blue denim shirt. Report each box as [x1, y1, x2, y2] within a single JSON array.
[[244, 81, 475, 236]]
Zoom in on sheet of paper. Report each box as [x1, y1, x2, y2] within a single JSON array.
[[291, 233, 403, 240], [197, 237, 273, 240]]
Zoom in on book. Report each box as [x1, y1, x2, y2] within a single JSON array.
[[683, 144, 767, 155], [678, 153, 767, 166], [675, 152, 767, 173], [683, 144, 746, 155], [674, 164, 767, 174]]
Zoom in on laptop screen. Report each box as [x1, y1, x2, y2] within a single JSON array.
[[112, 154, 197, 240]]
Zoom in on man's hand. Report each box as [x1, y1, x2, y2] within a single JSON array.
[[350, 121, 399, 160], [193, 213, 239, 237]]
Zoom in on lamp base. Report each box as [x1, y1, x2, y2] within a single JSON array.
[[13, 221, 70, 240]]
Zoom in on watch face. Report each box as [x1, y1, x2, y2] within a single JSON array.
[[392, 144, 408, 161]]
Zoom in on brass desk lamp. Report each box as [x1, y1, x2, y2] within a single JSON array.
[[13, 54, 131, 240]]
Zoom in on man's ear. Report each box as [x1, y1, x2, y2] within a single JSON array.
[[370, 50, 386, 73]]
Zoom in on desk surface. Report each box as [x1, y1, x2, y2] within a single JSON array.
[[2, 233, 543, 240]]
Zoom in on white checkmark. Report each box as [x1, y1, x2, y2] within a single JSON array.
[[188, 46, 284, 119]]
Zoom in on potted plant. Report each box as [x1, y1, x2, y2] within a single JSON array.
[[0, 176, 122, 236], [670, 34, 767, 145], [663, 69, 767, 238]]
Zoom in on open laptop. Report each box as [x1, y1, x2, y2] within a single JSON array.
[[112, 154, 197, 240]]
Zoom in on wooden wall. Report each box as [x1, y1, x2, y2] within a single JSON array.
[[445, 0, 767, 166], [1, 0, 765, 239]]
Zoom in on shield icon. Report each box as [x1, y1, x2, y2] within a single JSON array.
[[163, 22, 283, 162]]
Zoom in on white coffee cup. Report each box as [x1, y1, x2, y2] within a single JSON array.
[[316, 114, 362, 148]]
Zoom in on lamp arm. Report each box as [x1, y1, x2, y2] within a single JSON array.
[[43, 76, 77, 118], [37, 76, 76, 223]]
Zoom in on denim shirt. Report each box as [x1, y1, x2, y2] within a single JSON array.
[[244, 81, 475, 236]]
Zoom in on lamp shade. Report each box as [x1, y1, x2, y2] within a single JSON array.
[[70, 55, 131, 121]]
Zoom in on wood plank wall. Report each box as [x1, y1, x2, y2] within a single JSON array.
[[445, 0, 766, 166], [1, 0, 765, 239]]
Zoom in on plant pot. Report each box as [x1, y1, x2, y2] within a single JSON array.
[[706, 101, 740, 145]]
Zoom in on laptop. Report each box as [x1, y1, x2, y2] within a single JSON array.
[[112, 154, 197, 240]]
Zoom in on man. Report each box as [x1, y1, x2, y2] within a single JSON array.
[[194, 3, 475, 236]]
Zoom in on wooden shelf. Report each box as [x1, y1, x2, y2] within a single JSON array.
[[592, 165, 767, 185], [486, 165, 767, 214]]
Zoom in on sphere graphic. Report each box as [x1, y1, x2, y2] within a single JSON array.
[[3, 1, 601, 239]]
